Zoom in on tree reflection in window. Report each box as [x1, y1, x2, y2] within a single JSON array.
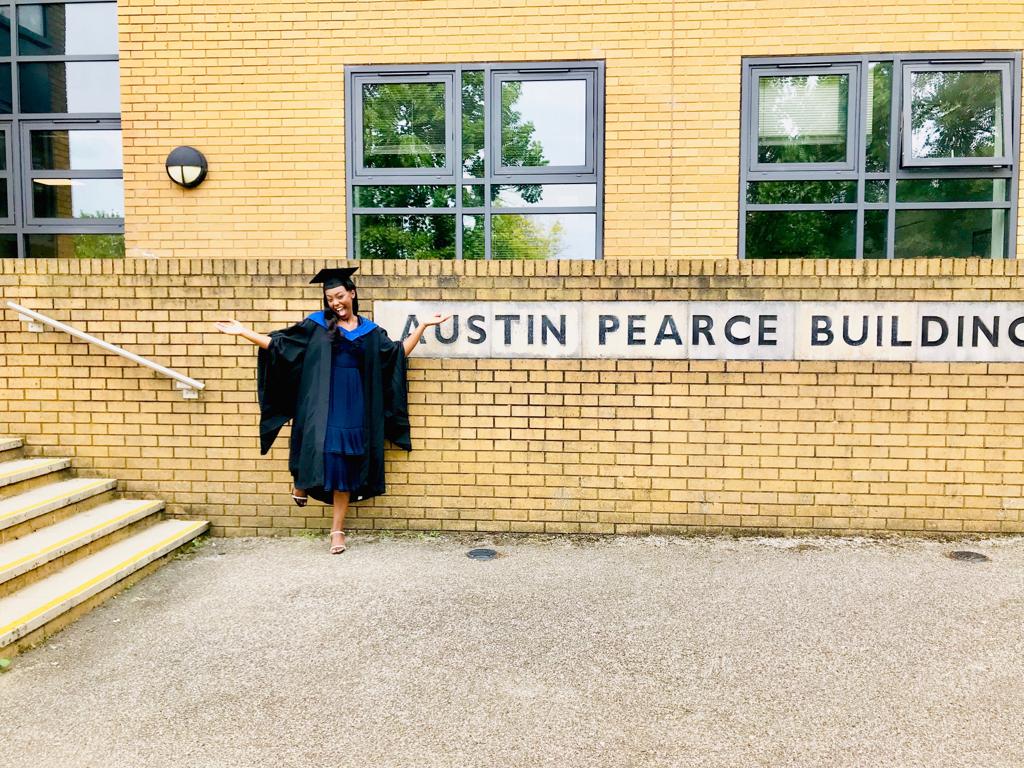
[[361, 82, 447, 170], [910, 71, 1003, 160], [353, 214, 456, 260], [743, 56, 1017, 259], [356, 74, 565, 259]]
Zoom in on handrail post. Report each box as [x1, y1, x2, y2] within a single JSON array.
[[16, 312, 44, 333]]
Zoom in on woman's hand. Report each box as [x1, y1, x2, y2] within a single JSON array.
[[402, 313, 452, 356], [214, 319, 271, 349], [214, 319, 248, 335], [418, 313, 453, 328]]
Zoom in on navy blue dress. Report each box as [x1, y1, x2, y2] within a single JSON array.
[[322, 324, 367, 493]]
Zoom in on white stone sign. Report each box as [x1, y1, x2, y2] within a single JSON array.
[[374, 301, 1024, 362]]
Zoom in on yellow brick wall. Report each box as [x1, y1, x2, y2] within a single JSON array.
[[117, 0, 1024, 261], [3, 258, 1024, 536]]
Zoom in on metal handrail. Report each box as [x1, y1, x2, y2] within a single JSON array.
[[5, 301, 205, 399]]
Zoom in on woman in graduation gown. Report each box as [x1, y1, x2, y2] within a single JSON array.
[[215, 267, 448, 554]]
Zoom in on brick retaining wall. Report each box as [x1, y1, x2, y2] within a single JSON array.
[[2, 257, 1023, 536]]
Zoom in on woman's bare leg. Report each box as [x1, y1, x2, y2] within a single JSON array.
[[330, 490, 350, 552]]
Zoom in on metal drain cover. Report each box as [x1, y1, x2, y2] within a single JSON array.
[[948, 550, 990, 562], [467, 548, 497, 561]]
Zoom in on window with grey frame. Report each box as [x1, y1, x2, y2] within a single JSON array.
[[739, 53, 1020, 259], [0, 0, 123, 259], [345, 62, 604, 260]]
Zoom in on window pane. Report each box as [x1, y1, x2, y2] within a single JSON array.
[[31, 130, 123, 171], [866, 62, 892, 172], [492, 213, 595, 260], [745, 181, 856, 205], [19, 3, 119, 56], [896, 178, 1009, 203], [462, 185, 484, 207], [501, 79, 587, 167], [0, 133, 6, 171], [361, 82, 447, 169], [0, 233, 16, 257], [909, 70, 1005, 161], [492, 184, 597, 208], [353, 214, 455, 259], [864, 180, 889, 203], [0, 65, 11, 114], [32, 178, 124, 219], [895, 209, 1007, 258], [462, 71, 484, 178], [757, 74, 849, 164], [745, 211, 856, 258], [0, 179, 8, 218], [352, 185, 455, 208], [26, 233, 124, 258], [20, 62, 120, 113], [16, 5, 43, 39], [463, 214, 484, 260], [0, 8, 10, 57], [864, 210, 888, 259]]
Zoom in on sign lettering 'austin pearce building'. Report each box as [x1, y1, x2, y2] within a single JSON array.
[[378, 302, 1024, 362]]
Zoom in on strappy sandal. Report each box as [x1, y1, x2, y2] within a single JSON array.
[[330, 530, 347, 555], [291, 492, 308, 507]]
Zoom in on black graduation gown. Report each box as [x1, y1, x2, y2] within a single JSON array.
[[256, 314, 411, 505]]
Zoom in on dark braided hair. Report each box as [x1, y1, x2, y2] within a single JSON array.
[[322, 276, 359, 344]]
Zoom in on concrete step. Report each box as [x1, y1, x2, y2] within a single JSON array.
[[0, 518, 208, 653], [0, 477, 118, 536], [0, 457, 72, 498], [0, 499, 165, 587], [0, 437, 23, 454]]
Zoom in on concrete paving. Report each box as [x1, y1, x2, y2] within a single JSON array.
[[2, 532, 1023, 768]]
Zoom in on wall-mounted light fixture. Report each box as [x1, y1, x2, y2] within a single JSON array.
[[165, 146, 208, 189]]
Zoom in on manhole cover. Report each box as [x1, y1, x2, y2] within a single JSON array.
[[947, 550, 990, 563], [467, 548, 497, 561]]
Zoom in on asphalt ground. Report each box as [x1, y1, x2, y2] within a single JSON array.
[[2, 532, 1023, 768]]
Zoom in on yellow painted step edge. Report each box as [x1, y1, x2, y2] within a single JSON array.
[[0, 501, 163, 576], [0, 479, 112, 523], [0, 521, 207, 638]]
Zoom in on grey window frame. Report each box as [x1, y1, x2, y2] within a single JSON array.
[[747, 63, 860, 175], [350, 71, 456, 180], [345, 61, 605, 260], [0, 122, 13, 224], [901, 61, 1014, 168], [0, 0, 122, 258], [21, 120, 122, 226], [739, 52, 1021, 260], [491, 68, 597, 176]]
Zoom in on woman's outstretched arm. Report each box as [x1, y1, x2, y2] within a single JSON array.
[[402, 313, 451, 356], [214, 319, 272, 350]]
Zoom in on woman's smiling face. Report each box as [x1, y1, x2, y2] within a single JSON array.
[[325, 285, 355, 318]]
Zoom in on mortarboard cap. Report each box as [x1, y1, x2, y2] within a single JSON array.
[[310, 267, 358, 290]]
